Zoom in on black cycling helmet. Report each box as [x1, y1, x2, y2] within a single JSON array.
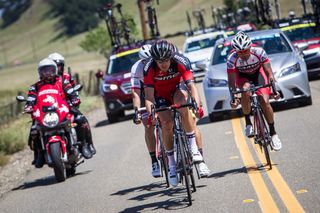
[[150, 40, 174, 61]]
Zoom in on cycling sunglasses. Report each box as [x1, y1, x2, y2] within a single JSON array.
[[155, 58, 171, 64]]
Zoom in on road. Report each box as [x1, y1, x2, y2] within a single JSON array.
[[0, 80, 320, 213]]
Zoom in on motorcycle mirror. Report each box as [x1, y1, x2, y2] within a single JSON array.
[[16, 95, 26, 102], [74, 84, 83, 92]]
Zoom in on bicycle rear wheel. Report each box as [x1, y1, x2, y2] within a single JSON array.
[[254, 108, 272, 169]]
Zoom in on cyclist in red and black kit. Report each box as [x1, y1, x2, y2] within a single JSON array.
[[144, 40, 205, 186], [227, 31, 282, 151]]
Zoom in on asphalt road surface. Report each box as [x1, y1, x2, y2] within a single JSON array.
[[0, 79, 319, 213]]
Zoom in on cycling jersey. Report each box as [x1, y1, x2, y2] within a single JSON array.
[[227, 47, 270, 95], [130, 59, 144, 90], [143, 53, 194, 102]]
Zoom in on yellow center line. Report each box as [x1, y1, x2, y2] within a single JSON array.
[[231, 118, 279, 213], [249, 138, 305, 212]]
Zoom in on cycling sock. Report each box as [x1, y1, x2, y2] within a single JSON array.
[[149, 152, 158, 164], [166, 149, 175, 168], [186, 131, 198, 153], [268, 122, 276, 136], [244, 113, 252, 126]]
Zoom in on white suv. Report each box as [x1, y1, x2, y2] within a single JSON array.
[[182, 31, 227, 80]]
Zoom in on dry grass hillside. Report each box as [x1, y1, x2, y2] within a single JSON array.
[[0, 0, 304, 102]]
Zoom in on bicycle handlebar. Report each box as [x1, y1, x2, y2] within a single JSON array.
[[230, 79, 277, 103]]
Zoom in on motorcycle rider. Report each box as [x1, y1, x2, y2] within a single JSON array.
[[48, 52, 96, 156], [24, 58, 92, 168]]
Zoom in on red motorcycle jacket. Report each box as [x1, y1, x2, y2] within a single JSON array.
[[25, 77, 80, 112]]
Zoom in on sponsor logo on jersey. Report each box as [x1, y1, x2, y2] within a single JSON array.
[[43, 95, 55, 104], [39, 89, 59, 96], [154, 72, 179, 81]]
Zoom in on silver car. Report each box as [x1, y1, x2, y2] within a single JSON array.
[[203, 29, 312, 122]]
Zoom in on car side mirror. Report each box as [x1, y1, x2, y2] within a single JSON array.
[[95, 70, 104, 79], [195, 59, 209, 70], [294, 43, 308, 52]]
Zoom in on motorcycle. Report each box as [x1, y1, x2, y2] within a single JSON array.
[[17, 84, 84, 182]]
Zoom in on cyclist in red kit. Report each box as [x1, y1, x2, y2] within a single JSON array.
[[144, 40, 204, 186], [227, 31, 282, 151]]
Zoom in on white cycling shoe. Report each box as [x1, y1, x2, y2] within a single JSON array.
[[192, 150, 203, 163], [168, 166, 178, 187], [151, 162, 161, 178], [245, 125, 254, 138], [271, 134, 282, 151], [198, 162, 210, 178]]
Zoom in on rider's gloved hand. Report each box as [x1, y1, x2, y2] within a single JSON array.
[[71, 98, 81, 106], [197, 106, 204, 119], [133, 108, 142, 125], [24, 105, 34, 113], [230, 98, 240, 109]]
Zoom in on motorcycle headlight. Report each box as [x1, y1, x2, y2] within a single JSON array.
[[207, 78, 228, 87], [102, 83, 118, 93], [279, 63, 301, 78], [43, 112, 59, 127]]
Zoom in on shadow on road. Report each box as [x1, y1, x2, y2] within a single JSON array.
[[11, 170, 92, 190], [12, 176, 58, 190], [94, 114, 134, 128], [112, 181, 205, 211]]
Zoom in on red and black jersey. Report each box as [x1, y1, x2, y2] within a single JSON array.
[[143, 54, 194, 100]]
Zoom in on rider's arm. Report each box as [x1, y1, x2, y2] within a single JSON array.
[[143, 66, 155, 116], [262, 62, 275, 82], [62, 78, 80, 106], [24, 84, 38, 112]]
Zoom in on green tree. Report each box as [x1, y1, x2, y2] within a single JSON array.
[[79, 26, 111, 57], [48, 0, 114, 36], [0, 0, 31, 28]]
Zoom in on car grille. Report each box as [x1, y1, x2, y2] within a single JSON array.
[[120, 82, 132, 94]]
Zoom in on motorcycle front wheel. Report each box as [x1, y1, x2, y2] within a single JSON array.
[[50, 142, 66, 182]]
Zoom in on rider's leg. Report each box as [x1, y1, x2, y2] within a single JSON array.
[[142, 115, 160, 177], [174, 89, 203, 162], [258, 93, 282, 150], [78, 113, 96, 155], [241, 82, 254, 137], [158, 111, 177, 185]]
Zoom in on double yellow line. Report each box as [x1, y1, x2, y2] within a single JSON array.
[[231, 118, 305, 213]]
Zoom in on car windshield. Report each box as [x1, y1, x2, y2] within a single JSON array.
[[185, 35, 224, 53], [282, 25, 320, 41], [107, 51, 140, 75], [211, 33, 292, 65]]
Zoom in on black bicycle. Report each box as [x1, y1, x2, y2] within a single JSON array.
[[231, 80, 277, 170], [151, 103, 196, 206]]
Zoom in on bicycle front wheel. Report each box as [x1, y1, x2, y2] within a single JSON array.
[[254, 108, 272, 169], [177, 133, 192, 206]]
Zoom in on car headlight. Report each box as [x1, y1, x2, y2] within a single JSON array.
[[102, 83, 118, 92], [207, 78, 228, 87], [278, 63, 301, 78], [43, 112, 59, 127]]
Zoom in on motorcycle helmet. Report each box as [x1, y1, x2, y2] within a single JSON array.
[[38, 58, 58, 83], [48, 52, 65, 75]]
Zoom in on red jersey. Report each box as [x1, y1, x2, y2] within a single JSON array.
[[143, 55, 194, 100]]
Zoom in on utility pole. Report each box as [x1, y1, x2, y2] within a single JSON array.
[[137, 0, 149, 40], [274, 0, 281, 20]]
